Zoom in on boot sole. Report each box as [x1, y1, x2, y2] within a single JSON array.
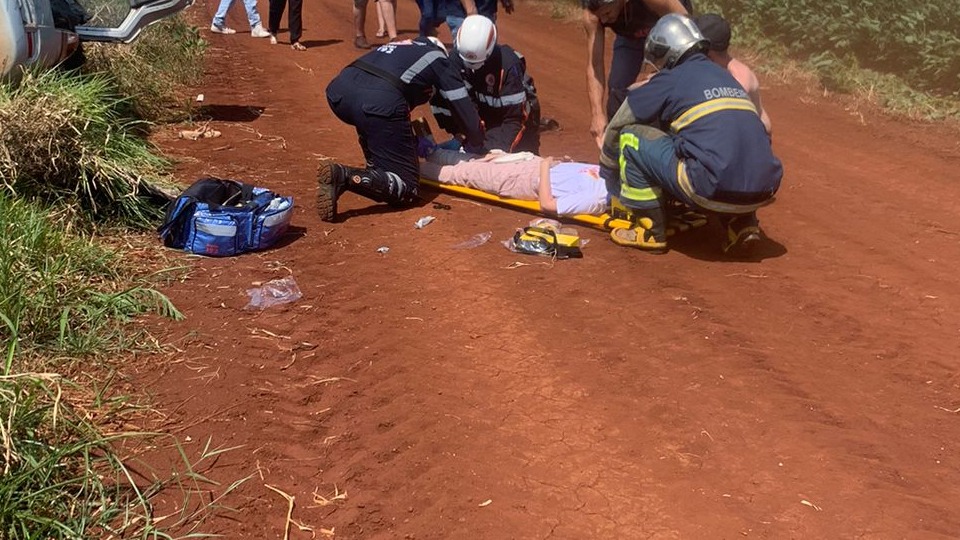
[[609, 229, 668, 254], [316, 162, 337, 223]]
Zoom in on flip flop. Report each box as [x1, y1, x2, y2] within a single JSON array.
[[291, 42, 306, 51]]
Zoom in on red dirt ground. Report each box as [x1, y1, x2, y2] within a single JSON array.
[[134, 0, 960, 537]]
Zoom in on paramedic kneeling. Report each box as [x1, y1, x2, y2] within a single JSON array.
[[599, 13, 782, 255], [320, 37, 485, 222]]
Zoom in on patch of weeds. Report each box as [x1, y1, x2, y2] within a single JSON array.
[[84, 15, 207, 122], [0, 70, 176, 228]]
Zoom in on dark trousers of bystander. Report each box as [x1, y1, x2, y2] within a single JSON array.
[[268, 0, 303, 44], [606, 34, 645, 120]]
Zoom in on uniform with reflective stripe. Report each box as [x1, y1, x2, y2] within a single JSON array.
[[431, 44, 540, 153], [351, 38, 484, 150], [600, 53, 782, 208], [617, 132, 661, 206]]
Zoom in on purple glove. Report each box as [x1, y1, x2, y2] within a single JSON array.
[[416, 136, 437, 158], [437, 138, 463, 151]]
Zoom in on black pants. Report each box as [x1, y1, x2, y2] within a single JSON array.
[[268, 0, 303, 43], [325, 68, 419, 190], [606, 34, 646, 120]]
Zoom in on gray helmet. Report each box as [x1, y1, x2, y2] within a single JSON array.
[[643, 13, 708, 70]]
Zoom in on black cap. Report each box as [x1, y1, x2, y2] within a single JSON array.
[[694, 13, 731, 51]]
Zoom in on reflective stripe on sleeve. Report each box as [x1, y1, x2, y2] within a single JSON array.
[[671, 97, 757, 132], [439, 86, 469, 101], [474, 91, 526, 108], [400, 51, 445, 83]]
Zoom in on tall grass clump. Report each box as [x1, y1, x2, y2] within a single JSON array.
[[0, 374, 160, 539], [0, 194, 182, 361], [0, 69, 175, 228], [85, 15, 207, 122]]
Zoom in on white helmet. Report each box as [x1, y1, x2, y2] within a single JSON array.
[[426, 36, 448, 56], [455, 15, 497, 70], [643, 13, 708, 70]]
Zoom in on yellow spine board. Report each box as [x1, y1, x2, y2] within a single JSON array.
[[419, 178, 633, 231]]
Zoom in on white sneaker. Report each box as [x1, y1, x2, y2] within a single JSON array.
[[210, 23, 237, 34], [251, 24, 271, 38]]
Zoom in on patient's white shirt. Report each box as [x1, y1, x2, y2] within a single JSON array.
[[549, 162, 609, 216]]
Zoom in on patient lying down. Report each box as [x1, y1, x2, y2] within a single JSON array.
[[419, 149, 609, 217]]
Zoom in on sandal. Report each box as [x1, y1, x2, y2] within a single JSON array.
[[291, 42, 306, 51], [375, 30, 387, 38], [354, 36, 371, 49]]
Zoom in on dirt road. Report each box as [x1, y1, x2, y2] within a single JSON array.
[[139, 0, 960, 537]]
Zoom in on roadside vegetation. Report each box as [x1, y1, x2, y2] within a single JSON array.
[[700, 0, 960, 121], [0, 15, 207, 538], [551, 0, 960, 121], [85, 17, 207, 122]]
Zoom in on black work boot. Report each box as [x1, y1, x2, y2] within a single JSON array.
[[343, 167, 415, 207], [721, 213, 762, 256], [317, 160, 348, 222]]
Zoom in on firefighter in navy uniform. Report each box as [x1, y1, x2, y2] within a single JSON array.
[[599, 14, 783, 255], [320, 37, 484, 222], [430, 15, 540, 154]]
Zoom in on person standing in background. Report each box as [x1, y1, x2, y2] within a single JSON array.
[[420, 0, 478, 40], [354, 0, 374, 48], [475, 0, 514, 22], [582, 0, 691, 148], [694, 13, 772, 135], [210, 0, 272, 37], [375, 0, 398, 41], [268, 0, 305, 50]]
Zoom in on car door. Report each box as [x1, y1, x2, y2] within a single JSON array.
[[74, 0, 192, 43], [2, 0, 79, 80]]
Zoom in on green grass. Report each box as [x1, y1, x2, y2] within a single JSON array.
[[0, 373, 251, 539], [0, 374, 152, 539], [84, 15, 207, 122], [694, 0, 960, 121], [0, 193, 182, 364], [0, 14, 211, 538], [0, 69, 176, 228]]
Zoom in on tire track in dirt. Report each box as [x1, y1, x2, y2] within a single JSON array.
[[137, 0, 960, 538]]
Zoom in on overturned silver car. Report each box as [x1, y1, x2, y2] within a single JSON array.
[[1, 0, 192, 81]]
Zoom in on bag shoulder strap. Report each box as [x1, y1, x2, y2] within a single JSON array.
[[350, 59, 407, 96]]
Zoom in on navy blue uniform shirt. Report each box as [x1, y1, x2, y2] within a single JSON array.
[[603, 53, 782, 200], [433, 44, 537, 152], [354, 38, 485, 151]]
